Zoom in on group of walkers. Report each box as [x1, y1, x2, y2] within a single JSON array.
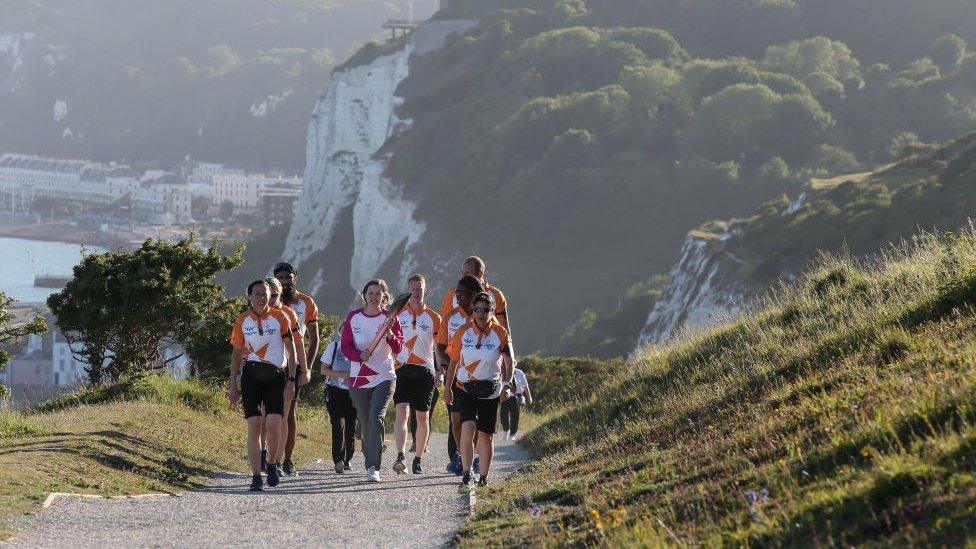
[[228, 256, 532, 494]]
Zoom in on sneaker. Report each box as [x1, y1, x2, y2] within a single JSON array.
[[393, 456, 407, 475], [473, 455, 480, 475], [478, 475, 488, 488], [366, 467, 381, 482], [266, 463, 281, 487], [510, 431, 518, 440], [458, 471, 474, 494], [412, 456, 422, 474], [249, 474, 264, 492], [334, 461, 344, 474], [446, 453, 460, 474], [343, 461, 351, 471], [283, 459, 295, 476], [260, 449, 268, 472], [502, 432, 509, 441]]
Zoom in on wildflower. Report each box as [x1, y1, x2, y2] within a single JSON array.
[[589, 509, 605, 530], [743, 489, 771, 519], [530, 506, 542, 518]]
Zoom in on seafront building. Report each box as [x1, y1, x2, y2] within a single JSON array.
[[0, 153, 298, 224]]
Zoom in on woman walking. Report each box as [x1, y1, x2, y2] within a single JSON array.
[[228, 279, 298, 491], [341, 279, 404, 482], [444, 291, 514, 493], [321, 326, 357, 473]]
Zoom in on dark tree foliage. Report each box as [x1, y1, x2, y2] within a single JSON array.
[[47, 236, 243, 384]]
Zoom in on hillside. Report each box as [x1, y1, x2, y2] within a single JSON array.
[[641, 131, 976, 344], [460, 228, 976, 546], [0, 0, 437, 170], [282, 0, 976, 353]]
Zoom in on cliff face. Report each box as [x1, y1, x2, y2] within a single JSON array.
[[637, 231, 747, 346], [284, 20, 474, 310]]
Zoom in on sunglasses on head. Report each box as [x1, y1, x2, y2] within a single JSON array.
[[472, 306, 491, 313]]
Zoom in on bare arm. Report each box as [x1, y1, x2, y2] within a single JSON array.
[[306, 323, 320, 367], [228, 348, 242, 403], [444, 358, 460, 405], [286, 338, 297, 379], [295, 334, 309, 385]]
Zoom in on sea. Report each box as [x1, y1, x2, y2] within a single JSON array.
[[0, 237, 105, 304]]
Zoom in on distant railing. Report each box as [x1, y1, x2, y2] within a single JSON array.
[[381, 18, 423, 29]]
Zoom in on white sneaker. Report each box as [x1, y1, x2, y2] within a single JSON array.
[[367, 467, 381, 482]]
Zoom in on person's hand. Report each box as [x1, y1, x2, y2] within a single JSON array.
[[443, 388, 454, 406], [500, 388, 512, 402], [361, 349, 372, 362], [228, 386, 240, 405], [284, 381, 296, 403], [434, 373, 443, 388], [300, 367, 311, 386]]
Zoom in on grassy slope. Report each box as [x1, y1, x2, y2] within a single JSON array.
[[461, 229, 976, 546], [0, 373, 331, 540]]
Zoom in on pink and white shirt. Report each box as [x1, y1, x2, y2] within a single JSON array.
[[340, 308, 403, 389]]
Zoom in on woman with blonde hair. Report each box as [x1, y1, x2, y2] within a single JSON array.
[[341, 279, 403, 482]]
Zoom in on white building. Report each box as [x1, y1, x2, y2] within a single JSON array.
[[212, 169, 264, 213], [131, 173, 192, 225]]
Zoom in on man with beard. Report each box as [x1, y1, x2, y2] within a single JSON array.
[[273, 262, 320, 476]]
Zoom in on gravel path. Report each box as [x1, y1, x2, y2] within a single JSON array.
[[5, 433, 529, 548]]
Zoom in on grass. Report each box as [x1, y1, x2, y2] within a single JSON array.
[[458, 227, 976, 546], [0, 373, 331, 540]]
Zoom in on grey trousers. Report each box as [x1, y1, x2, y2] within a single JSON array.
[[349, 380, 395, 470]]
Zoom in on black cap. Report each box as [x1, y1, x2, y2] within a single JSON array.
[[273, 262, 296, 275]]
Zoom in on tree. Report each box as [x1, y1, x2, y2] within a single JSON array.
[[762, 36, 861, 90], [183, 296, 247, 381], [47, 235, 244, 384], [219, 199, 234, 220], [929, 34, 967, 72], [191, 195, 210, 220], [0, 293, 48, 399]]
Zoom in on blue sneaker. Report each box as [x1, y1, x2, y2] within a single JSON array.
[[473, 455, 480, 475], [267, 463, 281, 487], [446, 452, 461, 475], [248, 474, 264, 492]]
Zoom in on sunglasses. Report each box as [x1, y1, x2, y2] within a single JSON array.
[[472, 306, 491, 313]]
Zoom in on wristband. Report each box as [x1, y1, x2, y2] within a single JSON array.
[[287, 376, 297, 382]]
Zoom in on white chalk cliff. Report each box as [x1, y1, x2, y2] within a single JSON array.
[[285, 20, 475, 298]]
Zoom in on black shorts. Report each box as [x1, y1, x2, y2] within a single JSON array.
[[454, 387, 500, 434], [241, 361, 287, 419], [393, 365, 436, 411]]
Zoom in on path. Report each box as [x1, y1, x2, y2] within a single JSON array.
[[4, 433, 529, 548]]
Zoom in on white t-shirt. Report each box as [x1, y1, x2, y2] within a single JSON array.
[[321, 341, 351, 390], [513, 368, 529, 394]]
